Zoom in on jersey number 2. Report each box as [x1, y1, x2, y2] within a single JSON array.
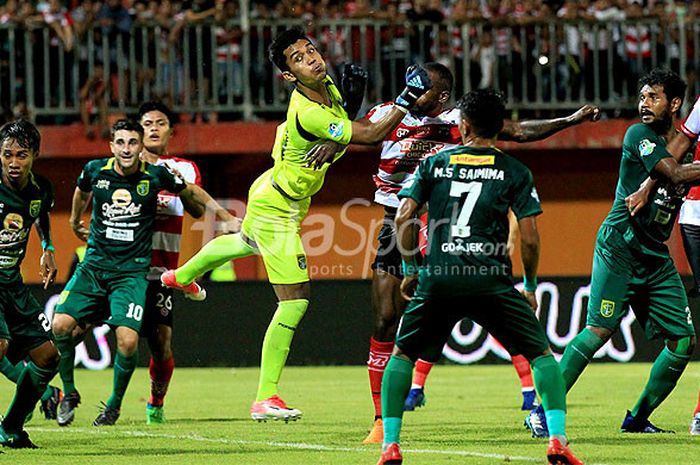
[[449, 181, 483, 238]]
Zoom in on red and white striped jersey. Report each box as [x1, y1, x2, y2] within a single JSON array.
[[148, 156, 202, 280], [368, 103, 461, 208], [679, 96, 700, 224]]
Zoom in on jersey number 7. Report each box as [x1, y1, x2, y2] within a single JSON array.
[[449, 181, 483, 238]]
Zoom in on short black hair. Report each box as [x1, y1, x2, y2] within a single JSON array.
[[269, 27, 312, 72], [457, 88, 506, 138], [137, 101, 177, 128], [111, 119, 145, 141], [639, 68, 687, 110], [0, 119, 41, 155], [424, 62, 454, 94]]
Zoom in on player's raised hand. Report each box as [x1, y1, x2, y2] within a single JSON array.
[[71, 219, 89, 241], [304, 141, 343, 170], [341, 63, 368, 119], [395, 65, 432, 110], [40, 249, 58, 290], [521, 289, 538, 312], [400, 275, 419, 301], [572, 105, 601, 123]]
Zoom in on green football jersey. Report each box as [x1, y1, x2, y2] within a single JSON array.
[[0, 172, 54, 284], [77, 158, 186, 271], [602, 123, 692, 257], [398, 146, 542, 296], [270, 75, 353, 200]]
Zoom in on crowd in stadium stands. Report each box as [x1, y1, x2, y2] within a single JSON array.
[[2, 0, 700, 124]]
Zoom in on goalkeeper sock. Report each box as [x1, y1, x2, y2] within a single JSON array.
[[0, 357, 24, 383], [631, 346, 690, 421], [559, 328, 604, 391], [256, 299, 308, 401], [175, 233, 255, 285], [55, 334, 78, 396], [381, 355, 414, 444], [107, 351, 138, 410]]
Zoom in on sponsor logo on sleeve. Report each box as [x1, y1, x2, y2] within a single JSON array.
[[449, 155, 495, 165], [531, 187, 540, 202], [297, 254, 307, 270], [328, 122, 345, 139], [638, 139, 656, 157], [600, 299, 615, 318]]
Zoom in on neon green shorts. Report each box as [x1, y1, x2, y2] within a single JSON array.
[[241, 170, 311, 285], [587, 225, 695, 340], [55, 263, 148, 332]]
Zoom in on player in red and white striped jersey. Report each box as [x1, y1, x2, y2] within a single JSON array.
[[363, 62, 602, 444], [137, 102, 238, 425]]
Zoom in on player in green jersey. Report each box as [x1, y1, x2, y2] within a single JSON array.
[[160, 27, 432, 422], [376, 88, 583, 465], [0, 119, 60, 449], [51, 119, 220, 427], [527, 68, 698, 437]]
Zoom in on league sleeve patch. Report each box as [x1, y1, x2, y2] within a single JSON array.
[[531, 187, 540, 202], [638, 139, 656, 157], [328, 121, 345, 139]]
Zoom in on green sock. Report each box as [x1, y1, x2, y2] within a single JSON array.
[[107, 351, 138, 410], [175, 233, 255, 285], [40, 385, 55, 402], [2, 362, 55, 431], [0, 358, 24, 383], [381, 355, 414, 445], [55, 334, 78, 395], [631, 346, 691, 420], [559, 328, 604, 391], [256, 299, 308, 401], [532, 354, 567, 436]]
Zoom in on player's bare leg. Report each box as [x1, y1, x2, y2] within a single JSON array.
[[250, 282, 308, 422]]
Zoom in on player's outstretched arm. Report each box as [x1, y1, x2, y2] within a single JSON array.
[[178, 183, 241, 234], [395, 197, 421, 301], [518, 215, 540, 311], [69, 187, 91, 242], [35, 206, 57, 289], [498, 105, 601, 143]]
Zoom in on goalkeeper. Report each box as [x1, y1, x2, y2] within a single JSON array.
[[161, 27, 432, 422]]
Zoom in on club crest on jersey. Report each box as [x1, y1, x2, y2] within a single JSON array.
[[29, 200, 41, 218], [328, 122, 344, 139], [137, 180, 150, 196], [600, 300, 615, 318], [638, 139, 656, 157], [297, 254, 307, 270]]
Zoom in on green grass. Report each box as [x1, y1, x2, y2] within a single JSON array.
[[1, 364, 698, 464]]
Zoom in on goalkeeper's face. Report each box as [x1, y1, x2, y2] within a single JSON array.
[[283, 39, 327, 86]]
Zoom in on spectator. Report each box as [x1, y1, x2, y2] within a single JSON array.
[[470, 25, 496, 89], [214, 1, 243, 107]]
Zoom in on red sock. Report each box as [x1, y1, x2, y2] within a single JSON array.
[[148, 357, 175, 407], [694, 389, 700, 415], [368, 338, 394, 419], [511, 354, 534, 390], [412, 359, 433, 388]]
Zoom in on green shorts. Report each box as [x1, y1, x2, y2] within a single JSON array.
[[241, 170, 311, 285], [55, 263, 148, 333], [0, 282, 53, 356], [396, 288, 550, 362], [587, 225, 695, 340]]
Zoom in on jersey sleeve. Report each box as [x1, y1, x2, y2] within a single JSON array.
[[366, 103, 394, 123], [76, 160, 96, 192], [159, 165, 187, 194], [510, 167, 543, 219], [624, 124, 670, 174], [297, 105, 353, 144], [681, 97, 700, 139], [42, 178, 56, 213], [398, 157, 431, 206]]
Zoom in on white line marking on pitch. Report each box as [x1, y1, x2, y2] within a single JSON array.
[[30, 427, 608, 465]]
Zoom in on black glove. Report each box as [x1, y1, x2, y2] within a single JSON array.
[[341, 63, 368, 119], [395, 64, 432, 110]]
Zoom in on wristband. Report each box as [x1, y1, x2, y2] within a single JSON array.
[[41, 239, 54, 252], [401, 258, 420, 276], [523, 276, 538, 292]]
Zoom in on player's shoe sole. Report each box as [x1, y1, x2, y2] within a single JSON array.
[[160, 270, 207, 301]]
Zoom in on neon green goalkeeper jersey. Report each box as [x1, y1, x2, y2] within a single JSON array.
[[270, 75, 353, 200]]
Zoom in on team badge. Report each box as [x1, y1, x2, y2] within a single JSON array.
[[29, 199, 41, 218], [600, 299, 615, 318], [638, 139, 656, 157], [137, 180, 150, 196], [328, 122, 344, 139], [297, 254, 307, 270]]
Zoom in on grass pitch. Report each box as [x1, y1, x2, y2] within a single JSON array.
[[0, 364, 698, 465]]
